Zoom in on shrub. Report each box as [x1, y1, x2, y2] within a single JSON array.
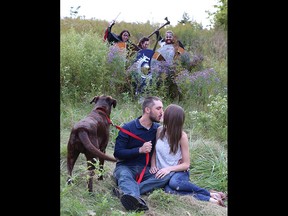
[[175, 68, 221, 105], [189, 94, 227, 142]]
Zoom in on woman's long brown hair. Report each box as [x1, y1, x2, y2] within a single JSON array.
[[159, 104, 185, 154]]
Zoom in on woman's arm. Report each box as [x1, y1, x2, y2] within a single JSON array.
[[167, 131, 190, 172], [149, 126, 162, 173], [177, 131, 190, 170], [149, 149, 158, 174], [155, 131, 190, 178]]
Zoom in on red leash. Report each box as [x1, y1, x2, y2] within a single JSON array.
[[98, 109, 149, 184]]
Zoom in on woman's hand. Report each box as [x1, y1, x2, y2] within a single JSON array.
[[155, 167, 171, 179], [149, 166, 158, 174]]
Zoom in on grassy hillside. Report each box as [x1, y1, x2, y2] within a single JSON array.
[[60, 98, 227, 216], [60, 17, 227, 215]]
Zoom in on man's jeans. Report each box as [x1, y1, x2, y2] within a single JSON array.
[[113, 164, 172, 197]]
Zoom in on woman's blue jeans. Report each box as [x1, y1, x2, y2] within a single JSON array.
[[113, 164, 172, 197], [164, 171, 211, 201]]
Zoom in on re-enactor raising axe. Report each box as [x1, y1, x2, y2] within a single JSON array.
[[147, 17, 170, 51], [103, 12, 121, 41], [109, 12, 121, 28], [104, 12, 140, 51], [147, 17, 170, 39]]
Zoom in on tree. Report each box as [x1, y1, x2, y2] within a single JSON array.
[[207, 0, 227, 30], [178, 12, 191, 24], [70, 6, 81, 18]]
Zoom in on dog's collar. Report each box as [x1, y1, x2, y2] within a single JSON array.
[[96, 107, 107, 114], [96, 108, 112, 124]]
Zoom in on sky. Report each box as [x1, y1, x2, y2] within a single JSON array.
[[60, 0, 218, 29]]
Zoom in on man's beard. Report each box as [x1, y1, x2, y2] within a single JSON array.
[[149, 114, 160, 123]]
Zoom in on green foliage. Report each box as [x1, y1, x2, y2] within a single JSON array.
[[173, 22, 204, 52], [147, 189, 177, 210], [178, 12, 191, 24], [189, 94, 227, 142], [60, 28, 110, 102], [189, 139, 227, 193], [214, 0, 228, 30], [105, 45, 129, 95], [175, 68, 222, 106], [207, 0, 227, 30]]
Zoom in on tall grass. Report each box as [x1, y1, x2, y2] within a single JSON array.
[[60, 97, 227, 216]]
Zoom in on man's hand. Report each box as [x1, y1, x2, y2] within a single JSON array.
[[155, 30, 160, 38], [139, 141, 152, 153]]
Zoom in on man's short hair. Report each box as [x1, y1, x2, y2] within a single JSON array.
[[142, 96, 161, 112]]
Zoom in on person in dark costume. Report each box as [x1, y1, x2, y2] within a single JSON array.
[[104, 20, 131, 44], [104, 20, 139, 54]]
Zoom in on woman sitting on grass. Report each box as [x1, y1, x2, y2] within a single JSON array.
[[149, 104, 227, 207]]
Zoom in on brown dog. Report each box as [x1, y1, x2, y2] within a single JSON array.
[[67, 95, 117, 192]]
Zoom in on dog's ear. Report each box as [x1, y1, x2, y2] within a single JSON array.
[[90, 96, 99, 104], [106, 96, 117, 108], [111, 99, 117, 108]]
